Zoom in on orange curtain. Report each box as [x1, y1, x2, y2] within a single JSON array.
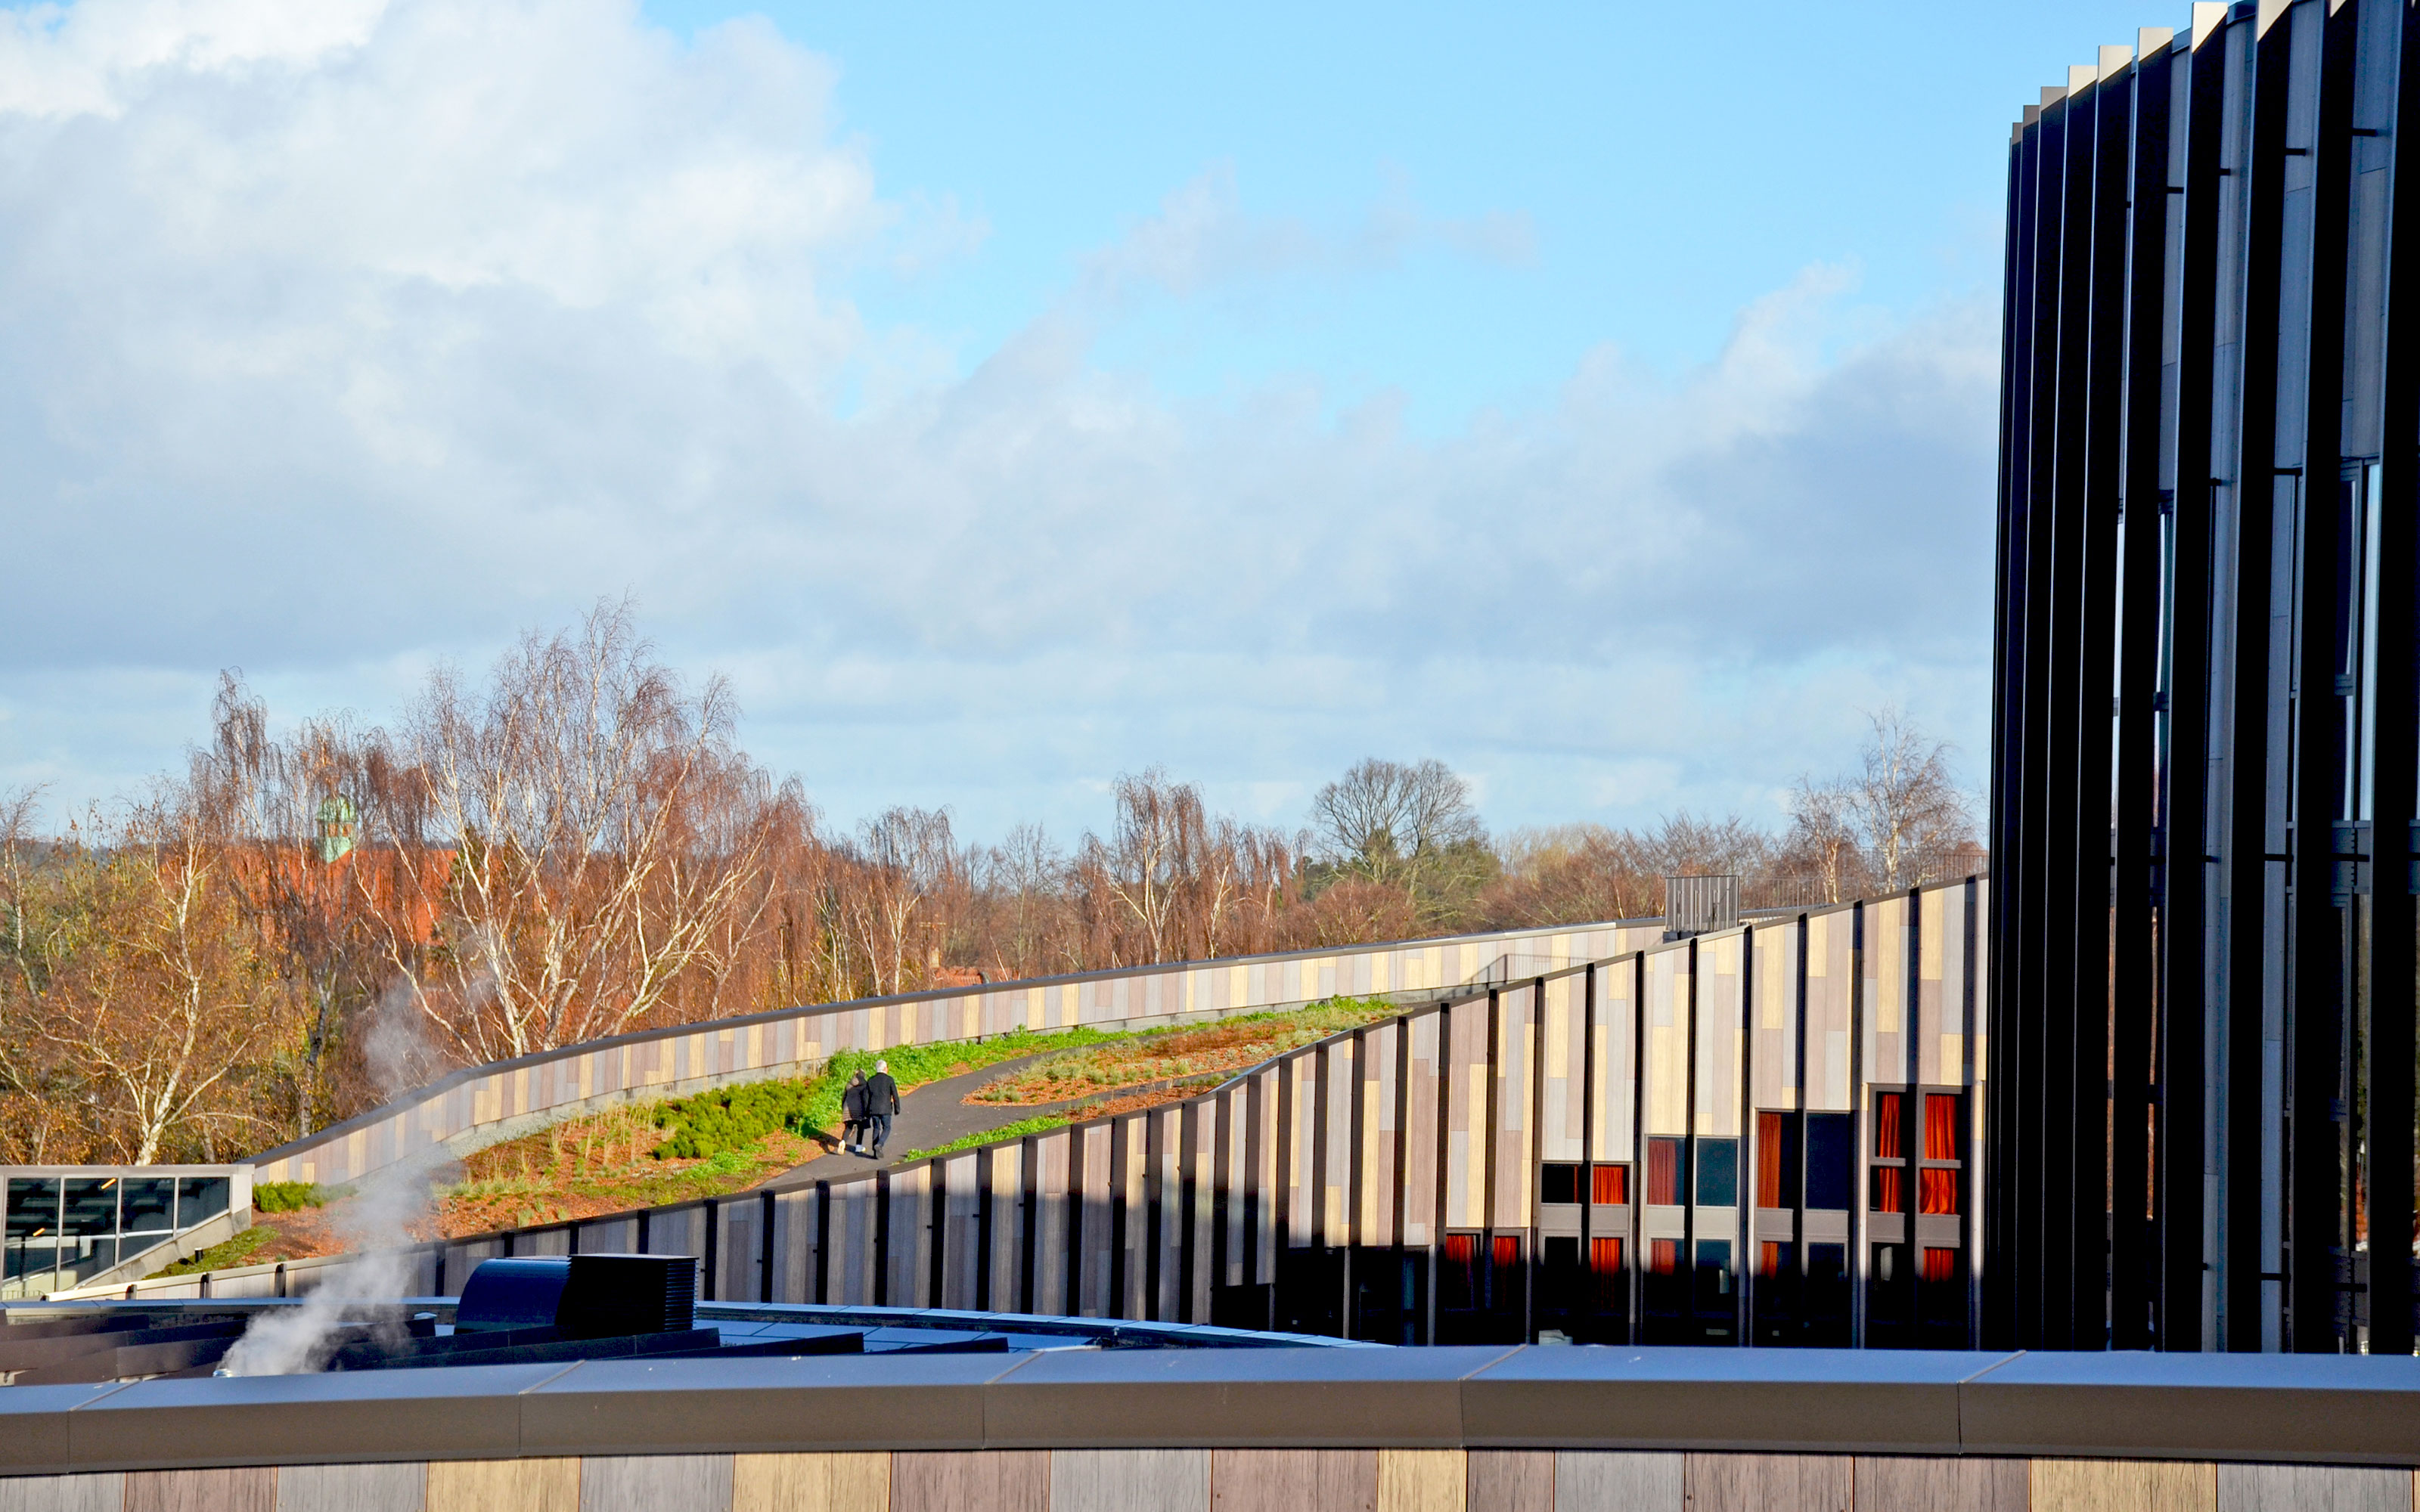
[[1756, 1112, 1786, 1207], [1919, 1168, 1960, 1215], [1918, 1247, 1958, 1284], [1650, 1238, 1680, 1276], [1591, 1164, 1628, 1206], [1758, 1241, 1787, 1278], [1872, 1166, 1907, 1214], [1873, 1092, 1904, 1158], [1590, 1237, 1625, 1309], [1924, 1093, 1962, 1162]]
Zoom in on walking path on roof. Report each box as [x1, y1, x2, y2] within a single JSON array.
[[762, 1052, 1062, 1185]]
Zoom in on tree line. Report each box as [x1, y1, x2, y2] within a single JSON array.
[[0, 601, 1979, 1166]]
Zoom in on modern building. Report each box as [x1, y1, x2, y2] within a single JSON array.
[[1990, 1, 2418, 1353]]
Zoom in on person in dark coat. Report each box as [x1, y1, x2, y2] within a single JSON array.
[[841, 1071, 869, 1155], [864, 1061, 901, 1159]]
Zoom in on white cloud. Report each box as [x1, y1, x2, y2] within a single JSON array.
[[0, 0, 2000, 841]]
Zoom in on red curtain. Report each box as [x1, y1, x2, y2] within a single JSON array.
[[1441, 1234, 1478, 1310], [1758, 1112, 1789, 1207], [1924, 1093, 1962, 1162], [1492, 1236, 1520, 1272], [1649, 1238, 1680, 1276], [1872, 1166, 1907, 1214], [1873, 1092, 1904, 1158], [1919, 1168, 1960, 1216], [1648, 1139, 1681, 1204], [1590, 1237, 1625, 1309], [1918, 1247, 1958, 1284], [1758, 1241, 1787, 1278], [1591, 1164, 1628, 1206]]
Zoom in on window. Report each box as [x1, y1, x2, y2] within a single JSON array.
[[176, 1177, 231, 1228], [120, 1179, 174, 1234], [1649, 1238, 1680, 1276], [1755, 1111, 1801, 1208], [1540, 1163, 1582, 1205], [1590, 1164, 1629, 1206], [1696, 1139, 1739, 1207], [1870, 1090, 1909, 1213], [1646, 1139, 1685, 1206], [1440, 1233, 1479, 1311], [1919, 1092, 1966, 1216], [1695, 1239, 1733, 1296], [1805, 1114, 1854, 1209], [1590, 1237, 1626, 1309], [1758, 1241, 1792, 1278]]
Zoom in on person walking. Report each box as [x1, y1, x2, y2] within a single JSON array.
[[841, 1070, 870, 1156], [864, 1060, 901, 1160]]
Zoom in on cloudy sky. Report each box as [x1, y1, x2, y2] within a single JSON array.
[[0, 0, 2155, 843]]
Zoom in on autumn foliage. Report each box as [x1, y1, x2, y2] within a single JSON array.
[[0, 602, 1977, 1166]]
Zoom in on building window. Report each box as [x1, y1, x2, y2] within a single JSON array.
[[1755, 1111, 1801, 1208], [1540, 1163, 1582, 1205], [1590, 1163, 1629, 1206], [1696, 1139, 1739, 1207], [1590, 1236, 1626, 1309], [1805, 1114, 1854, 1209], [1919, 1092, 1965, 1216], [1646, 1138, 1685, 1205], [1870, 1090, 1909, 1213]]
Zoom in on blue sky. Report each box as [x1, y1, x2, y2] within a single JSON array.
[[0, 0, 2166, 846]]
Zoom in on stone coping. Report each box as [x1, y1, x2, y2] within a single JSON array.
[[2, 1345, 2415, 1475]]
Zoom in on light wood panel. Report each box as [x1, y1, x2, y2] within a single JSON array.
[[424, 1458, 579, 1512], [1554, 1452, 1680, 1512], [1050, 1449, 1211, 1512], [578, 1456, 731, 1512], [2030, 1458, 2215, 1512], [1378, 1450, 1465, 1512], [2216, 1463, 2412, 1512], [275, 1463, 426, 1512], [0, 1474, 128, 1512], [730, 1452, 888, 1512]]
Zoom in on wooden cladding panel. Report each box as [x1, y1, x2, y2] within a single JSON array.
[[1211, 1450, 1379, 1512], [2028, 1458, 2215, 1512], [1855, 1456, 2027, 1512], [1682, 1452, 1852, 1512], [889, 1452, 1047, 1512]]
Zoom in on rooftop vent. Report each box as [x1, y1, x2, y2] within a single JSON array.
[[1665, 875, 1739, 939], [455, 1253, 694, 1339]]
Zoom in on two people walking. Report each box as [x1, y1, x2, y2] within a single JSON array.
[[840, 1061, 901, 1160]]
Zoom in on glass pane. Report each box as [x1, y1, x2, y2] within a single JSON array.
[[117, 1231, 169, 1261], [176, 1177, 231, 1228], [1590, 1164, 1629, 1206], [1647, 1138, 1684, 1206], [1805, 1114, 1854, 1210], [1696, 1139, 1739, 1207], [1695, 1239, 1733, 1296], [1758, 1240, 1794, 1279], [1649, 1238, 1680, 1276], [1919, 1246, 1959, 1284], [60, 1179, 119, 1238], [1540, 1163, 1581, 1206], [5, 1178, 60, 1240], [1440, 1234, 1479, 1311], [120, 1179, 175, 1233]]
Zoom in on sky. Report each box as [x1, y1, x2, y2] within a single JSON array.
[[0, 0, 2171, 847]]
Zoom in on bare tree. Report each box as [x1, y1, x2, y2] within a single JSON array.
[[1310, 758, 1484, 875], [1848, 708, 1974, 891], [383, 600, 785, 1063], [1782, 779, 1864, 904], [843, 806, 960, 995]]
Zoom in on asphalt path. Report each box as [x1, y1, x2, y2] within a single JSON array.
[[762, 1052, 1061, 1185]]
